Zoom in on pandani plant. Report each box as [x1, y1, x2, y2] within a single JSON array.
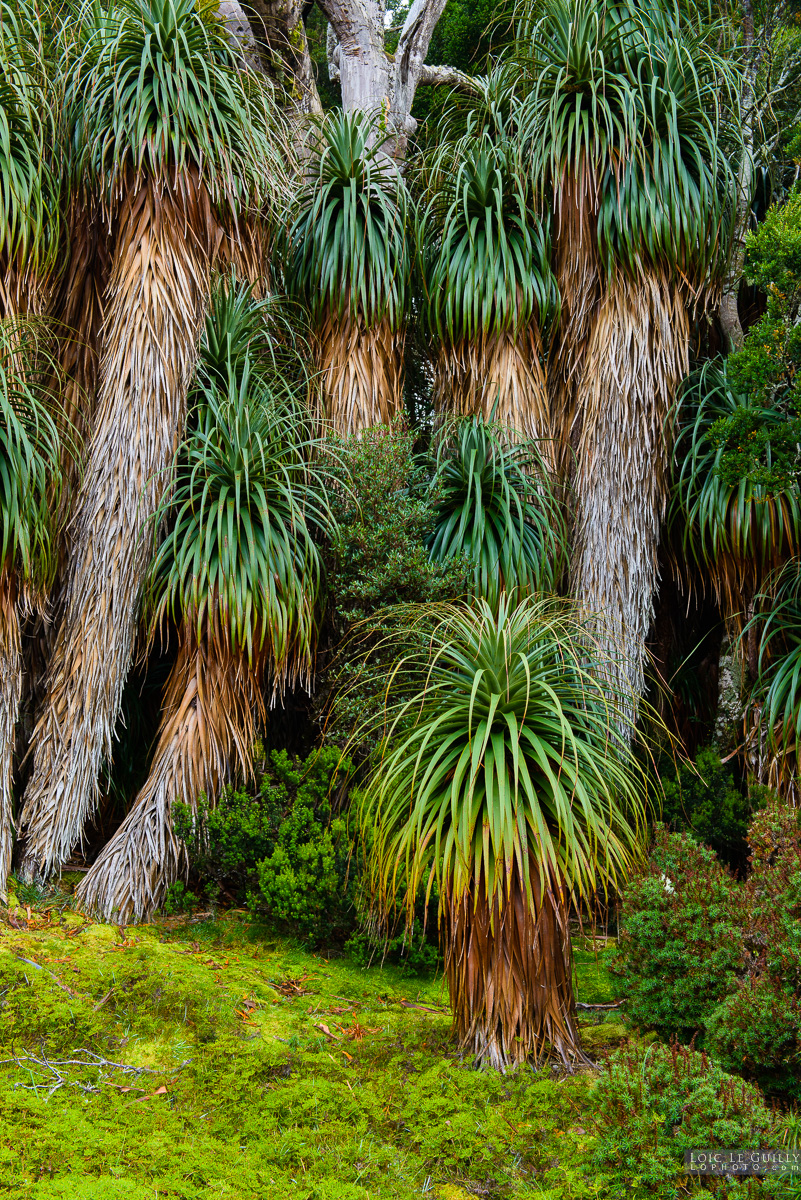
[[419, 130, 559, 455], [670, 360, 801, 627], [742, 561, 801, 803], [347, 595, 648, 1069], [78, 281, 335, 922], [0, 319, 62, 898], [18, 0, 288, 880], [0, 1, 60, 319], [283, 111, 411, 434], [519, 0, 734, 711], [426, 414, 567, 607], [515, 0, 633, 479]]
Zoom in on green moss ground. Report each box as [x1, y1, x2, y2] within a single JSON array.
[[0, 881, 626, 1199]]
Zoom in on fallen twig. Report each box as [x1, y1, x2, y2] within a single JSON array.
[[14, 956, 76, 997], [575, 999, 626, 1011], [0, 1048, 192, 1100]]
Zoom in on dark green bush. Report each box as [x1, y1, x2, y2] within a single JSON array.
[[704, 800, 801, 1099], [613, 827, 743, 1044], [326, 423, 464, 629], [590, 1040, 786, 1197], [175, 745, 356, 944], [615, 798, 801, 1099], [321, 423, 465, 751], [659, 747, 759, 871]]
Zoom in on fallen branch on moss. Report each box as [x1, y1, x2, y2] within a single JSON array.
[[0, 1048, 192, 1100]]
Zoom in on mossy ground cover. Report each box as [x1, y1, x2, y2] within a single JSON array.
[[10, 880, 793, 1200], [0, 879, 631, 1200]]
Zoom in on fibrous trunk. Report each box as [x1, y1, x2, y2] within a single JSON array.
[[443, 861, 581, 1070], [319, 311, 404, 434], [548, 173, 601, 484], [436, 328, 554, 467], [18, 174, 216, 879], [77, 626, 263, 922], [53, 195, 113, 524], [0, 574, 20, 900], [571, 272, 690, 711]]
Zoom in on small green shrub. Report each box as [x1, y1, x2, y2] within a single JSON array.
[[590, 1040, 784, 1197], [613, 827, 743, 1044], [659, 747, 758, 871], [704, 800, 801, 1099], [175, 746, 356, 945], [162, 881, 197, 915], [615, 798, 801, 1099]]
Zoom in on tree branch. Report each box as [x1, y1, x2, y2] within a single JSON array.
[[418, 63, 481, 94]]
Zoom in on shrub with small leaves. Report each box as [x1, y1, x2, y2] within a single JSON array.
[[589, 1040, 784, 1197], [615, 798, 801, 1099], [659, 747, 759, 872], [613, 828, 743, 1044], [704, 799, 801, 1099], [175, 746, 356, 944]]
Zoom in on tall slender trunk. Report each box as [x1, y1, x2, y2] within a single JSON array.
[[0, 574, 21, 900], [436, 329, 554, 467], [319, 312, 405, 433], [54, 196, 112, 526], [443, 861, 581, 1070], [548, 174, 601, 485], [719, 0, 756, 353], [77, 627, 263, 922], [571, 272, 690, 712], [17, 174, 217, 879]]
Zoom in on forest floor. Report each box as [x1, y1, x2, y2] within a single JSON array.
[[0, 875, 629, 1199]]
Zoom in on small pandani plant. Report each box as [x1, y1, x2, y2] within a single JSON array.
[[346, 595, 648, 1069]]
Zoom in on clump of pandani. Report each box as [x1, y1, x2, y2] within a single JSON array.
[[519, 0, 734, 718], [346, 595, 649, 1070], [78, 302, 335, 922], [283, 111, 410, 435], [17, 0, 288, 881]]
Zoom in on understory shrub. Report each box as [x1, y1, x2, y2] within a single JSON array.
[[174, 745, 356, 944], [659, 747, 759, 871], [612, 827, 744, 1043], [319, 423, 465, 750], [174, 745, 441, 968], [590, 1040, 790, 1197], [614, 797, 801, 1098]]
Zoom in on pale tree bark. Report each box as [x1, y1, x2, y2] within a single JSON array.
[[720, 0, 756, 353], [219, 0, 324, 115], [719, 0, 801, 350], [321, 0, 479, 158]]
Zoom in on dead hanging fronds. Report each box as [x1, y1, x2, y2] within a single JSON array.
[[571, 271, 690, 711], [76, 625, 265, 923], [444, 861, 585, 1071], [547, 169, 601, 484], [50, 194, 112, 530], [0, 576, 21, 901], [434, 327, 555, 469], [18, 175, 214, 881], [317, 313, 405, 435]]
